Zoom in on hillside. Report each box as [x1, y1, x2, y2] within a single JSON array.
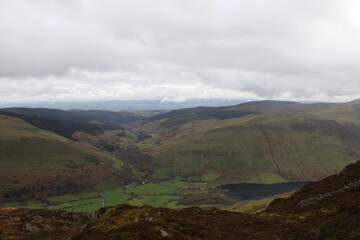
[[144, 112, 360, 182], [0, 110, 109, 139], [148, 106, 257, 122], [1, 108, 145, 125], [147, 100, 335, 125], [0, 114, 126, 201], [68, 109, 148, 124], [226, 100, 335, 113], [264, 159, 360, 239]]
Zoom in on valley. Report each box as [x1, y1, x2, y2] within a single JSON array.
[[1, 101, 360, 213], [1, 99, 360, 239], [2, 2, 359, 238]]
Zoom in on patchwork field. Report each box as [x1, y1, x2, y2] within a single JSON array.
[[0, 180, 235, 213]]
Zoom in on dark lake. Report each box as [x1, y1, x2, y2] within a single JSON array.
[[219, 181, 313, 201]]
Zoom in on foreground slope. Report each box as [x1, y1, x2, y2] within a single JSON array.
[[72, 205, 285, 240], [0, 114, 124, 200], [0, 208, 91, 240], [264, 160, 360, 239]]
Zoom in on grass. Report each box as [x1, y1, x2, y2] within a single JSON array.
[[153, 168, 171, 180], [124, 182, 187, 195], [136, 142, 157, 150], [36, 130, 70, 142], [0, 114, 124, 198], [94, 181, 119, 192], [201, 173, 222, 181], [146, 113, 360, 182], [226, 192, 293, 213], [256, 173, 286, 184], [124, 130, 137, 140], [1, 180, 231, 213], [129, 195, 182, 207], [103, 189, 128, 206]]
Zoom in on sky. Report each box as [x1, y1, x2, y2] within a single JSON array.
[[1, 0, 360, 103]]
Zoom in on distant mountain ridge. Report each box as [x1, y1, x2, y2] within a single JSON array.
[[0, 108, 147, 139], [0, 110, 110, 139], [1, 107, 145, 125], [345, 98, 360, 104], [148, 100, 337, 123], [0, 99, 249, 111]]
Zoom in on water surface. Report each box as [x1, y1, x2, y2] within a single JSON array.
[[219, 181, 313, 201]]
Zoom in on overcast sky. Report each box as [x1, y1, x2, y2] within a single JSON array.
[[1, 0, 360, 103]]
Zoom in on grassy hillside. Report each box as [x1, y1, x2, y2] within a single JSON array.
[[148, 106, 257, 122], [144, 112, 360, 182], [0, 114, 125, 201], [263, 160, 360, 239], [310, 102, 360, 124], [147, 100, 335, 125], [226, 100, 334, 113]]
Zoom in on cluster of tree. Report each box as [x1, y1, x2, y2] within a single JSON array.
[[115, 145, 154, 177], [2, 180, 84, 202]]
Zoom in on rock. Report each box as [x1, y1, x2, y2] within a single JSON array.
[[24, 223, 42, 233], [160, 229, 169, 237]]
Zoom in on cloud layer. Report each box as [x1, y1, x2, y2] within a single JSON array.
[[1, 0, 360, 102]]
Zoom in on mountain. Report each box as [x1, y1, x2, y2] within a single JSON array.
[[0, 114, 126, 201], [0, 108, 148, 140], [144, 100, 337, 133], [148, 106, 257, 122], [345, 98, 360, 105], [138, 100, 360, 182], [0, 110, 110, 139], [226, 100, 335, 113], [1, 107, 145, 125], [0, 99, 248, 111], [67, 109, 148, 124]]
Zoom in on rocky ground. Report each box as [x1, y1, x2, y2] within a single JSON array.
[[0, 208, 91, 240]]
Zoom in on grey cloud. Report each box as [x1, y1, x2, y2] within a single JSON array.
[[1, 0, 360, 102]]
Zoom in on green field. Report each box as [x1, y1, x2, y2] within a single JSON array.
[[1, 181, 231, 213]]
